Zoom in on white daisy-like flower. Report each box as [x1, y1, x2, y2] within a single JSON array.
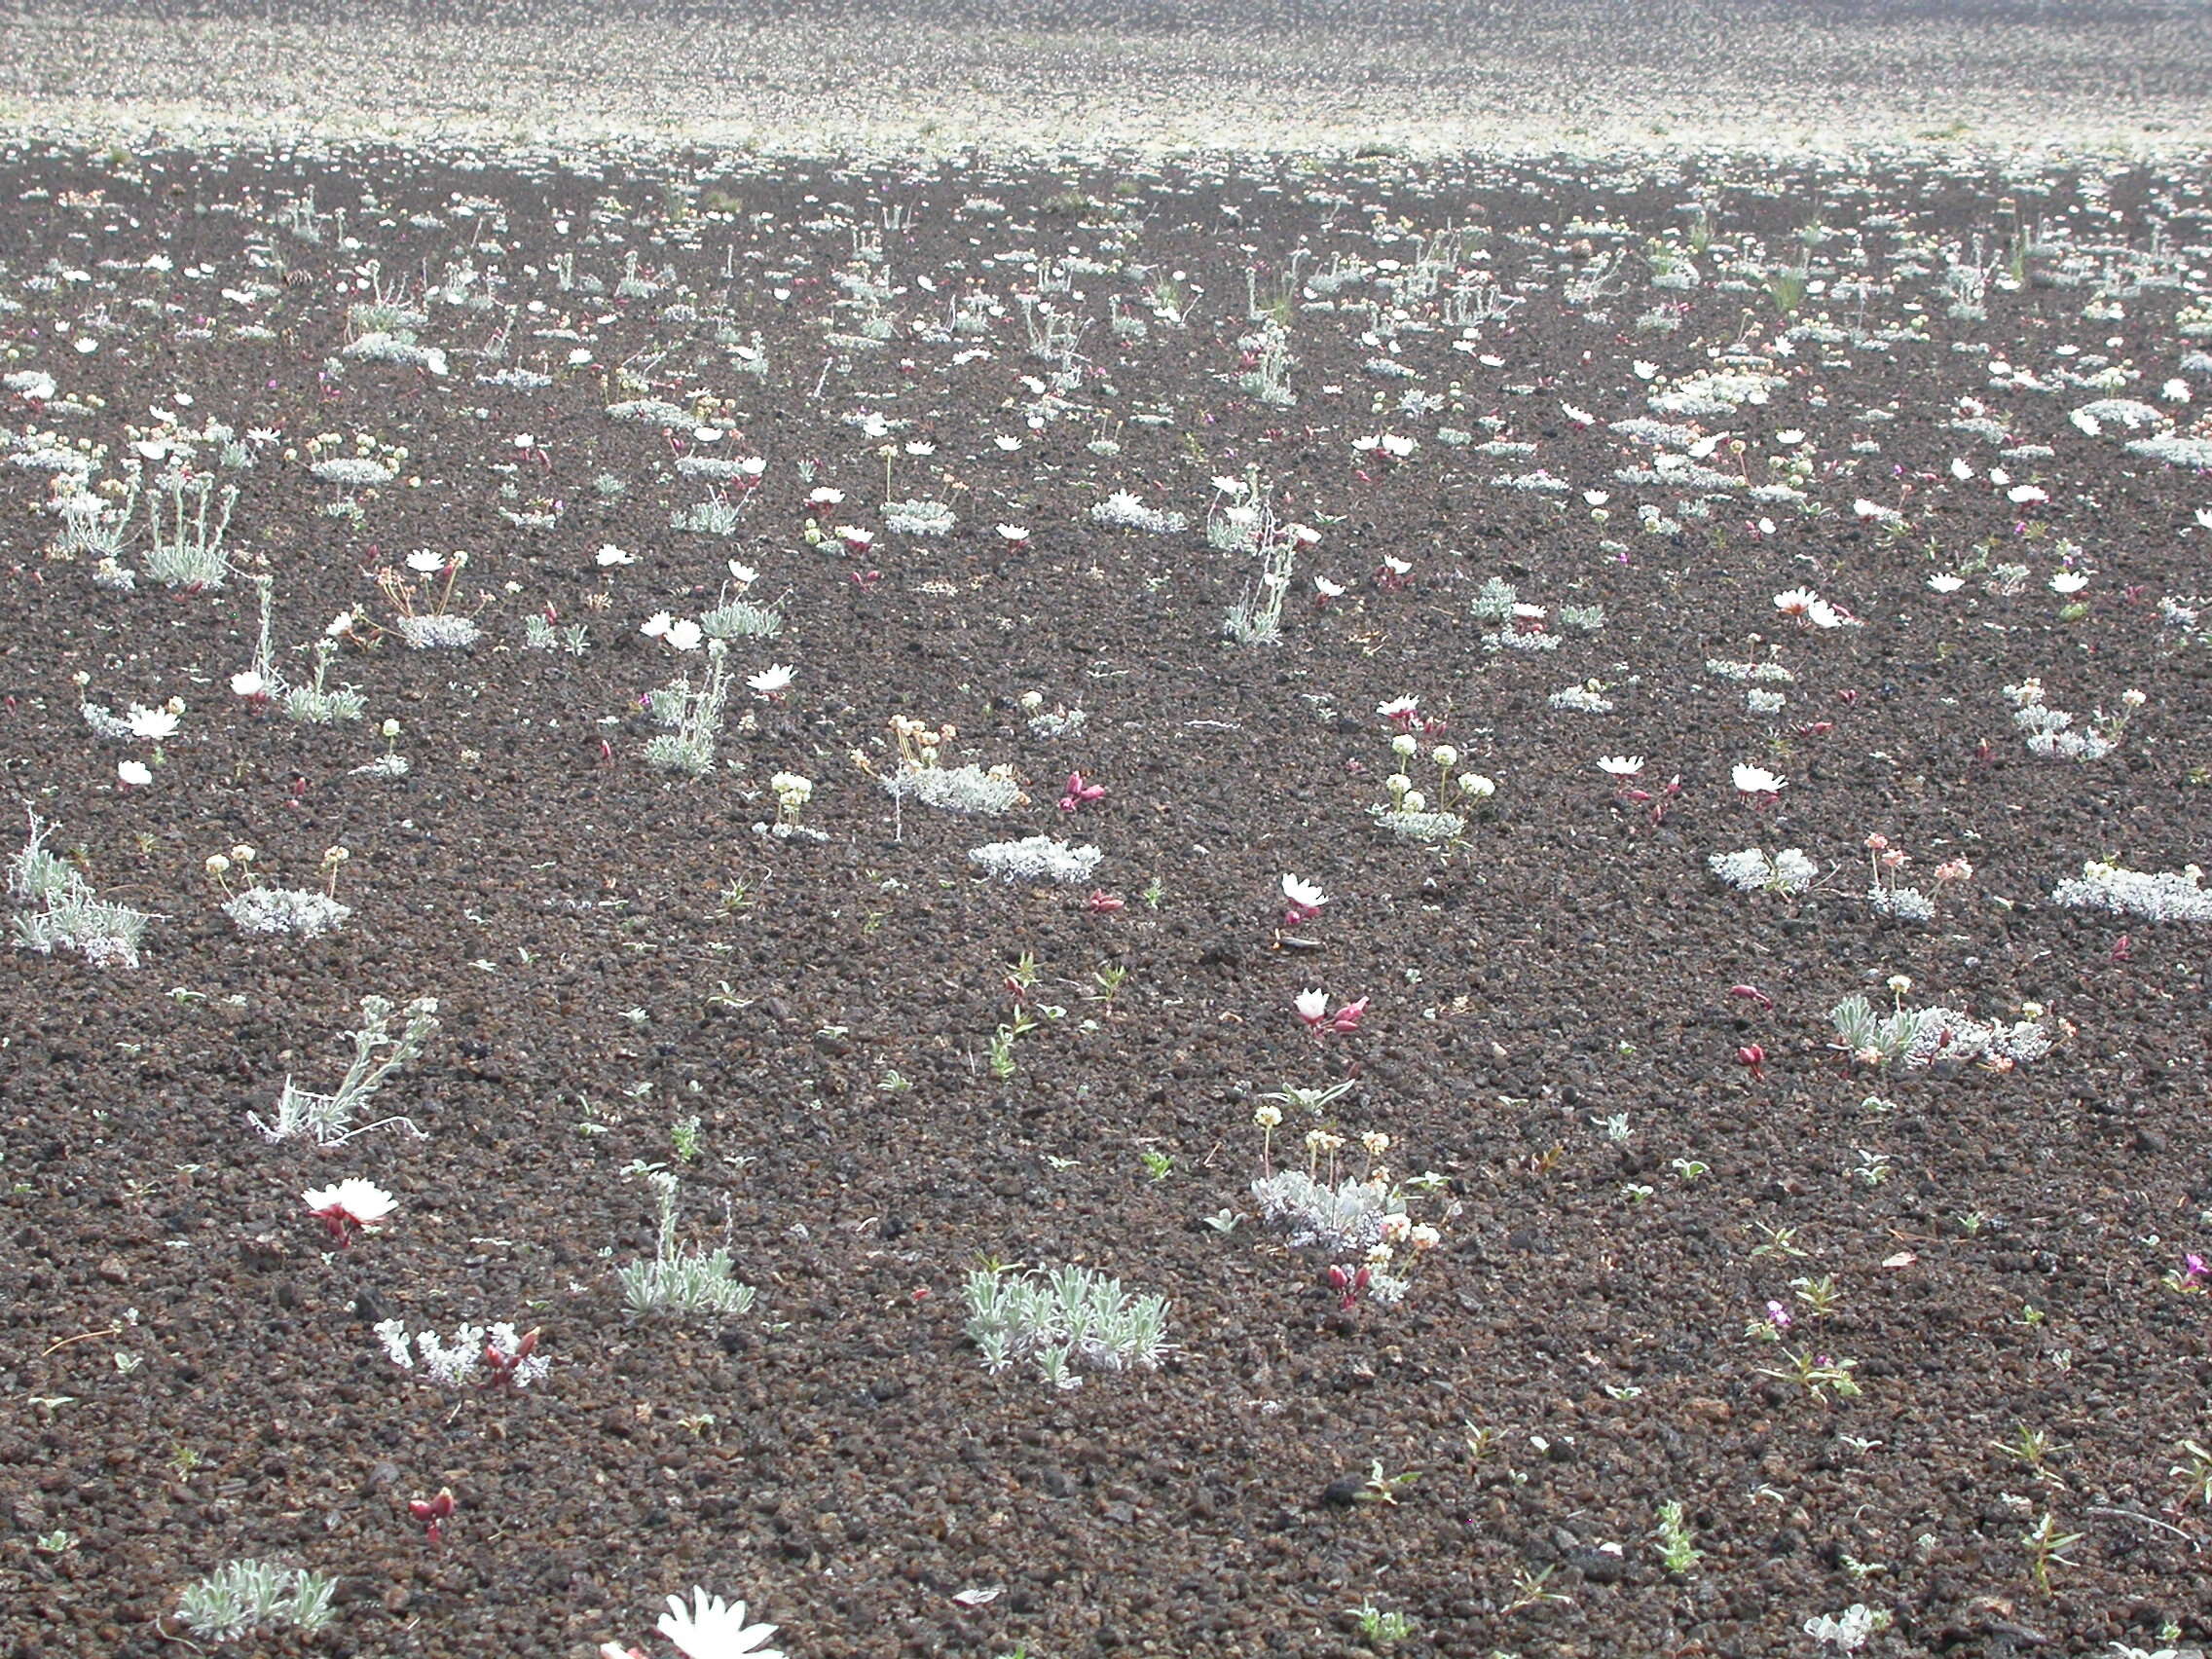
[[903, 440, 936, 457], [640, 612, 674, 640], [1928, 573, 1965, 593], [1314, 575, 1346, 599], [664, 619, 704, 651], [1281, 874, 1328, 911], [326, 609, 357, 638], [303, 1177, 397, 1233], [994, 435, 1023, 451], [996, 525, 1028, 543], [126, 705, 180, 741], [1772, 587, 1821, 621], [2007, 484, 2047, 505], [807, 488, 844, 508], [1596, 756, 1644, 777], [596, 544, 635, 567], [2049, 571, 2089, 595], [1294, 987, 1329, 1025], [725, 561, 757, 587], [1732, 763, 1786, 796], [1376, 695, 1419, 720], [406, 549, 447, 573], [654, 1588, 784, 1659], [747, 664, 794, 697], [117, 759, 152, 787]]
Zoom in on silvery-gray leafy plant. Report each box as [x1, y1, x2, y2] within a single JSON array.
[[10, 810, 154, 968], [619, 1170, 757, 1315], [969, 835, 1103, 884], [1829, 990, 2053, 1071], [252, 993, 438, 1145], [964, 1262, 1171, 1389], [175, 1560, 337, 1642]]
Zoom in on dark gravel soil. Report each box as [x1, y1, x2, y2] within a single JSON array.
[[1, 134, 2209, 1659]]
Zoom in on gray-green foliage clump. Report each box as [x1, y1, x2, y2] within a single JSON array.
[[964, 1262, 1170, 1389], [9, 810, 154, 968], [619, 1170, 756, 1315], [176, 1560, 337, 1641], [253, 994, 438, 1145]]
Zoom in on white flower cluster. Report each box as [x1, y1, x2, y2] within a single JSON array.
[[967, 835, 1102, 884], [1803, 1603, 1890, 1651], [2003, 679, 2115, 762], [223, 887, 351, 939], [1709, 847, 1819, 897], [2049, 860, 2212, 924], [1088, 491, 1187, 535], [375, 1319, 550, 1388], [964, 1263, 1170, 1389]]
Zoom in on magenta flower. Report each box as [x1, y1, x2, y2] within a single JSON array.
[[1057, 771, 1106, 812]]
